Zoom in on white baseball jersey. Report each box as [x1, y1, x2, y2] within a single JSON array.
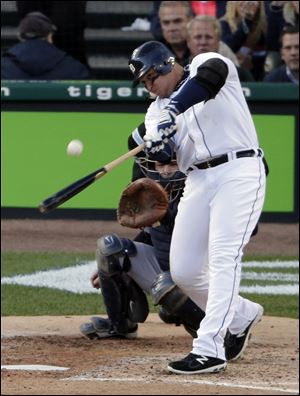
[[144, 52, 266, 361], [145, 52, 260, 172]]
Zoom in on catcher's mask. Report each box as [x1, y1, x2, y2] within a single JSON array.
[[135, 156, 186, 202], [128, 41, 175, 87]]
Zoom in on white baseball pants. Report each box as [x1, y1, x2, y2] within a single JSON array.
[[170, 156, 266, 360]]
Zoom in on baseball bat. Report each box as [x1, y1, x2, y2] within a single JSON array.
[[38, 143, 146, 213]]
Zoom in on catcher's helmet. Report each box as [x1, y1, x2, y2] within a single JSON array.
[[128, 41, 175, 87], [128, 124, 186, 202]]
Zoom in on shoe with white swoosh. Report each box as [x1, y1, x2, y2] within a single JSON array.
[[167, 353, 227, 374]]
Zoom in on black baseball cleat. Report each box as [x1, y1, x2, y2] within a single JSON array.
[[167, 353, 227, 374], [225, 304, 264, 361], [80, 316, 138, 340]]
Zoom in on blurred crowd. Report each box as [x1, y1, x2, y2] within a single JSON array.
[[149, 1, 298, 83], [1, 1, 299, 84]]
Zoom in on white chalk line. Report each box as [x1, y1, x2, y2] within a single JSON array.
[[243, 261, 299, 269], [1, 364, 69, 371], [1, 260, 299, 295], [63, 375, 299, 394], [240, 284, 299, 295], [242, 272, 298, 282]]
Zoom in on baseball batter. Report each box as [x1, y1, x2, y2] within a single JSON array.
[[128, 41, 267, 374]]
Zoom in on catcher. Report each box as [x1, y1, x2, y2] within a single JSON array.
[[80, 123, 206, 340]]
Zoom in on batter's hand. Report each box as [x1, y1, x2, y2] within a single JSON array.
[[158, 106, 178, 141], [144, 106, 179, 154], [143, 129, 165, 153]]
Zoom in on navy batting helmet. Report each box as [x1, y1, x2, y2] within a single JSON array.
[[128, 41, 175, 87]]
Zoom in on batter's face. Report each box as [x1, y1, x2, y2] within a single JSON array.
[[281, 33, 299, 72], [187, 21, 219, 57], [159, 4, 189, 45], [140, 68, 179, 98]]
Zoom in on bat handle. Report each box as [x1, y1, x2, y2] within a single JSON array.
[[96, 143, 146, 178]]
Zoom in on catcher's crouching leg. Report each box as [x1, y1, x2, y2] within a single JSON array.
[[81, 234, 149, 340], [151, 271, 205, 338]]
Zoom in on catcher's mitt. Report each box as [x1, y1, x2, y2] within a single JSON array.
[[117, 178, 169, 229]]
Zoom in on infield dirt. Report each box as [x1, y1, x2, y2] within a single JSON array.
[[1, 219, 299, 395]]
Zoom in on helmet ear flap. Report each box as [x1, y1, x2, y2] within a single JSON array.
[[155, 57, 175, 75]]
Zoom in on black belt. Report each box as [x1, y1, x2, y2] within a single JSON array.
[[188, 149, 262, 171]]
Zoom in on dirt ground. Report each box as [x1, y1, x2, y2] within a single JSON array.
[[1, 219, 299, 256], [1, 219, 299, 395]]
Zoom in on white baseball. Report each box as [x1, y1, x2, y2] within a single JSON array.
[[67, 139, 83, 156]]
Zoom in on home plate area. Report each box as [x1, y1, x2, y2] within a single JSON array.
[[1, 315, 299, 395], [64, 355, 298, 395]]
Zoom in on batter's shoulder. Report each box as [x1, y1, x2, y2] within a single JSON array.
[[190, 52, 238, 82], [191, 52, 234, 68]]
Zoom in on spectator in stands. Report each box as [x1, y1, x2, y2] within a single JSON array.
[[263, 2, 297, 74], [220, 1, 267, 80], [150, 1, 227, 41], [263, 26, 299, 83], [158, 1, 193, 66], [1, 12, 90, 80], [186, 15, 254, 81], [16, 1, 88, 66], [264, 1, 287, 77], [156, 1, 193, 66], [265, 1, 298, 52], [283, 1, 299, 27], [265, 2, 286, 52]]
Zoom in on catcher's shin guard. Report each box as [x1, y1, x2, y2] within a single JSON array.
[[98, 273, 131, 335], [96, 234, 148, 335], [151, 271, 205, 337]]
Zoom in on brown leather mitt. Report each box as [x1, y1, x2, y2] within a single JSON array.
[[117, 178, 169, 229]]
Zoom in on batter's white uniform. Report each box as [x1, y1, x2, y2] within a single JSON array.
[[145, 52, 266, 360]]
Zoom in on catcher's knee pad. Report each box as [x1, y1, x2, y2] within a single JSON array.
[[96, 233, 137, 276], [151, 271, 205, 338], [151, 271, 183, 306]]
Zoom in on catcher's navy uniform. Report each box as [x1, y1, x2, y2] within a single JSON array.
[[80, 127, 205, 340]]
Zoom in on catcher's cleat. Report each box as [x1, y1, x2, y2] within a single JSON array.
[[225, 304, 264, 361], [80, 322, 101, 340], [80, 317, 138, 340]]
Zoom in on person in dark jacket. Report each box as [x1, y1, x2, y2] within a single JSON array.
[[1, 11, 90, 80], [16, 1, 88, 66], [157, 1, 194, 67], [264, 25, 299, 83]]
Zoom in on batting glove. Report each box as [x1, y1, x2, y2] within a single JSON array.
[[143, 129, 165, 154], [144, 105, 179, 154], [157, 105, 179, 142]]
